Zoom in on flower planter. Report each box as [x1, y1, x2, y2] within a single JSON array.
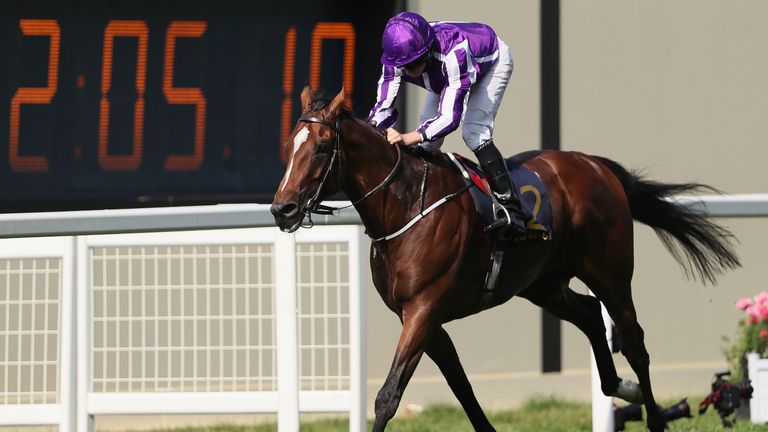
[[747, 352, 768, 423]]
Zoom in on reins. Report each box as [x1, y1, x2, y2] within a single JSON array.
[[296, 115, 470, 242]]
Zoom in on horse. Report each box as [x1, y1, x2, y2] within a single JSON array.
[[270, 84, 740, 432]]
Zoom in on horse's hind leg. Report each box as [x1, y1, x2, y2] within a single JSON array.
[[425, 327, 495, 432], [520, 278, 620, 397], [585, 275, 666, 432]]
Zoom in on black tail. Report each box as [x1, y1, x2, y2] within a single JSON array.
[[597, 157, 740, 284]]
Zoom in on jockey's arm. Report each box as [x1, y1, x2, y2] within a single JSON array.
[[367, 66, 402, 130], [417, 49, 473, 143]]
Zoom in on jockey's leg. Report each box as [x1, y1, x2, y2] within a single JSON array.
[[473, 140, 529, 234], [462, 38, 526, 233]]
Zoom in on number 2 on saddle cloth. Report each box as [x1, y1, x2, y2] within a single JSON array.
[[449, 153, 552, 240]]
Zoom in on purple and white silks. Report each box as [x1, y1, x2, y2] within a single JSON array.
[[368, 21, 513, 151]]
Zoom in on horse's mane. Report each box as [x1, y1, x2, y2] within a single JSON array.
[[310, 90, 352, 115]]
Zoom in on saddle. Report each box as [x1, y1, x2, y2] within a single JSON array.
[[448, 153, 552, 241], [448, 152, 553, 299]]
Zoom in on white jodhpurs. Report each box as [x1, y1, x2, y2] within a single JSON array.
[[418, 38, 514, 153]]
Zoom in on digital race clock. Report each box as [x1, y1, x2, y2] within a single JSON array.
[[0, 0, 395, 211]]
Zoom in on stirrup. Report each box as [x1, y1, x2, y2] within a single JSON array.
[[485, 202, 527, 234], [485, 203, 511, 232]]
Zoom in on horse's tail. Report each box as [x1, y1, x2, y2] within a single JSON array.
[[596, 156, 740, 284]]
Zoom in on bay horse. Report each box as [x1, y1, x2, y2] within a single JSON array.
[[270, 85, 739, 432]]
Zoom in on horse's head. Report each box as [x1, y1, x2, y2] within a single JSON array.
[[271, 84, 347, 232]]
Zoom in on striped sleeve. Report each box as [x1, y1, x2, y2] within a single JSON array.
[[418, 45, 476, 141], [367, 65, 402, 130]]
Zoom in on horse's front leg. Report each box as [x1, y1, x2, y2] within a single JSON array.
[[372, 302, 437, 432], [426, 327, 496, 431]]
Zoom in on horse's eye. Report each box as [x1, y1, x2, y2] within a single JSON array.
[[315, 142, 333, 154]]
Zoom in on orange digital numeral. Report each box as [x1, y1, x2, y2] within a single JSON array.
[[280, 26, 297, 147], [310, 23, 355, 109], [99, 20, 148, 172], [163, 21, 207, 171], [9, 19, 60, 172], [280, 23, 355, 147]]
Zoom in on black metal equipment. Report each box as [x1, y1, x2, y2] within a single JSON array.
[[698, 370, 753, 428], [613, 398, 692, 431]]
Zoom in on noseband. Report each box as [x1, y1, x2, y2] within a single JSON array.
[[297, 115, 402, 225]]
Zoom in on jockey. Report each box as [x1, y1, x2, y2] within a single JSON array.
[[367, 11, 529, 235]]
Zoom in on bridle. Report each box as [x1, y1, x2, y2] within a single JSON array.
[[294, 114, 470, 242], [297, 114, 401, 227]]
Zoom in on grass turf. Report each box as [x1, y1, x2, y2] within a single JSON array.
[[142, 396, 768, 431]]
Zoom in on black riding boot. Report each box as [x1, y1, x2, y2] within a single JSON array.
[[473, 140, 528, 234]]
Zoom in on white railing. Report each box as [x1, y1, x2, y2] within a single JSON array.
[[0, 194, 764, 432], [0, 204, 366, 432]]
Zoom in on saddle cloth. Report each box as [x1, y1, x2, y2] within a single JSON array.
[[449, 153, 552, 240]]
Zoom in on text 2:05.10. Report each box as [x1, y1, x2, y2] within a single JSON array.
[[10, 20, 357, 173]]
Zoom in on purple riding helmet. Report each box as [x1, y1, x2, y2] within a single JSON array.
[[381, 12, 436, 67]]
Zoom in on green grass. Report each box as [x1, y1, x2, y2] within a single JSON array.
[[149, 397, 768, 431]]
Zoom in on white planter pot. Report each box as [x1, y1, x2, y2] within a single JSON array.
[[747, 352, 768, 423]]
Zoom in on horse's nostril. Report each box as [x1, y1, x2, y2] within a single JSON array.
[[281, 203, 298, 216], [271, 202, 299, 218]]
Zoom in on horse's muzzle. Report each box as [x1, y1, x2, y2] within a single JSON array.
[[270, 201, 303, 233]]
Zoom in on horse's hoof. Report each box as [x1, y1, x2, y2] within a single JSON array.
[[647, 418, 667, 432], [612, 378, 644, 403]]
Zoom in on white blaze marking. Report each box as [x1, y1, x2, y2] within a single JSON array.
[[280, 126, 310, 192]]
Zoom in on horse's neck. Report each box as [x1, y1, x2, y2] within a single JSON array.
[[341, 121, 418, 239], [343, 129, 398, 198]]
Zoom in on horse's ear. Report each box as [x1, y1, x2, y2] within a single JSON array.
[[327, 87, 346, 116], [300, 82, 313, 111]]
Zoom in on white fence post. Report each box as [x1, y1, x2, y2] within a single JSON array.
[[747, 353, 768, 423], [60, 237, 77, 432], [349, 226, 367, 432], [590, 291, 614, 432], [275, 232, 299, 432], [76, 236, 94, 432]]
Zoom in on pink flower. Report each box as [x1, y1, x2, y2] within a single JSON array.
[[736, 297, 754, 310], [755, 292, 768, 306], [760, 329, 768, 339], [746, 306, 760, 324]]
